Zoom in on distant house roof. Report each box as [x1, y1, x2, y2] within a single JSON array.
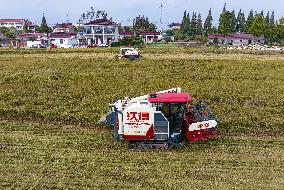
[[19, 33, 46, 40], [209, 33, 265, 40], [0, 19, 25, 23], [208, 34, 225, 39], [140, 32, 160, 36], [55, 23, 73, 29], [227, 33, 265, 40], [119, 32, 134, 36], [119, 31, 160, 36], [85, 18, 117, 26], [49, 32, 77, 38]]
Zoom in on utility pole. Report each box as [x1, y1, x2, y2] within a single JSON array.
[[66, 13, 69, 23], [160, 0, 164, 32]]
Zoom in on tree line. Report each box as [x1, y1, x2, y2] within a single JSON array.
[[1, 5, 284, 45], [175, 4, 284, 44]]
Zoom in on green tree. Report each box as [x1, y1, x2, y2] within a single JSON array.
[[0, 27, 18, 39], [265, 12, 270, 25], [270, 11, 275, 25], [218, 11, 234, 36], [180, 11, 187, 33], [23, 19, 30, 33], [74, 26, 83, 32], [39, 14, 51, 33], [78, 7, 108, 23], [165, 29, 175, 36], [191, 12, 197, 36], [118, 25, 132, 33], [279, 17, 284, 25], [204, 8, 213, 35], [196, 13, 203, 36], [231, 10, 237, 32], [119, 36, 144, 47], [249, 14, 267, 36], [236, 9, 246, 32], [180, 11, 191, 38], [133, 15, 156, 33], [246, 10, 254, 32], [266, 21, 284, 44]]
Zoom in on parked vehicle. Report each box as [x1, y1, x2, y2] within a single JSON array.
[[98, 43, 108, 48], [27, 41, 45, 48], [50, 44, 58, 48], [87, 44, 98, 48]]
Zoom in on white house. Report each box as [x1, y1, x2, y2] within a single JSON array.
[[49, 32, 78, 48], [0, 19, 28, 30], [140, 32, 160, 43], [18, 33, 48, 47], [53, 23, 74, 33], [82, 18, 119, 45], [208, 33, 265, 45]]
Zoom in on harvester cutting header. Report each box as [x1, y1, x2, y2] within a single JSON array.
[[100, 87, 219, 149]]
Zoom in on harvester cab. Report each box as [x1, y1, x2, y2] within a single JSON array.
[[99, 88, 219, 149], [116, 47, 140, 61]]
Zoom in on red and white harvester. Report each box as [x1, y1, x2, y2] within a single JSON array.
[[100, 87, 219, 149]]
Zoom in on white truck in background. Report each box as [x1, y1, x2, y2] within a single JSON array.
[[27, 41, 46, 48]]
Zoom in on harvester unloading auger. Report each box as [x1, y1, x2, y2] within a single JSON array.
[[99, 87, 220, 149]]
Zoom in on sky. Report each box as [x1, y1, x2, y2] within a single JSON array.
[[0, 0, 283, 29]]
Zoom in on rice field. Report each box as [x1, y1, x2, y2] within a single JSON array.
[[0, 47, 284, 189]]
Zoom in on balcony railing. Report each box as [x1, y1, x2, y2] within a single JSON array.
[[84, 27, 116, 34]]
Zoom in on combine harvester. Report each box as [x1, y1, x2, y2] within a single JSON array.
[[100, 87, 219, 149], [115, 47, 140, 61]]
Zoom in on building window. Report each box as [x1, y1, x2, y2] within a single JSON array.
[[94, 27, 103, 34], [240, 40, 242, 42], [84, 26, 92, 34], [60, 39, 63, 44]]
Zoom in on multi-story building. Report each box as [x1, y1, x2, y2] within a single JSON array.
[[53, 23, 74, 33], [0, 19, 28, 30], [82, 18, 119, 45]]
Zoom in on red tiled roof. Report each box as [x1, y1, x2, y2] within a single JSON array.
[[140, 32, 160, 35], [0, 19, 25, 23], [209, 33, 265, 40], [85, 18, 117, 26], [19, 33, 45, 38], [227, 33, 265, 40], [119, 32, 134, 36], [208, 34, 225, 39], [49, 32, 77, 38], [18, 33, 46, 41], [55, 23, 73, 29]]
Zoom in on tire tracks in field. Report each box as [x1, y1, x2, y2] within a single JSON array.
[[0, 114, 109, 131]]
